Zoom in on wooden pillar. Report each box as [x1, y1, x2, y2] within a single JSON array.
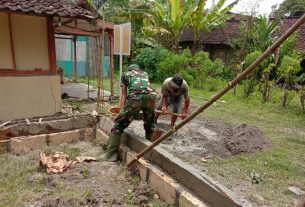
[[109, 30, 114, 96], [47, 17, 56, 74], [73, 35, 77, 82], [8, 13, 16, 71]]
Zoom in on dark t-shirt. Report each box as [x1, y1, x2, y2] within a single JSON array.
[[161, 77, 188, 98]]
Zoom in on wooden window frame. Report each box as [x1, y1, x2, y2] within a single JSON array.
[[0, 13, 57, 77]]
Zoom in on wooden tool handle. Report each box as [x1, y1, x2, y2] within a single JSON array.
[[155, 110, 183, 118]]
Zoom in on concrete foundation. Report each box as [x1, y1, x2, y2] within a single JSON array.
[[0, 114, 98, 140]]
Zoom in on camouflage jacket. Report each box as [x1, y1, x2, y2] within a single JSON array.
[[121, 68, 156, 98]]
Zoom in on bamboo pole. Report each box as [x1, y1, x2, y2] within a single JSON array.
[[126, 13, 305, 169]]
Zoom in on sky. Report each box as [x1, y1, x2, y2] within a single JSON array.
[[206, 0, 286, 16]]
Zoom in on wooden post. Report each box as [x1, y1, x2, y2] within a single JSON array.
[[96, 21, 105, 113], [109, 30, 114, 96], [73, 35, 77, 82], [126, 13, 305, 169], [8, 13, 16, 71]]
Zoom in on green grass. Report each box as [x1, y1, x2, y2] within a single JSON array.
[[186, 82, 305, 206]]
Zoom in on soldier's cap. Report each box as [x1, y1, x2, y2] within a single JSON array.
[[171, 74, 183, 86], [128, 64, 140, 70]]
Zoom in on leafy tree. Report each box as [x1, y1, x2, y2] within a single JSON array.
[[143, 0, 236, 52], [143, 0, 199, 51], [272, 0, 305, 16]]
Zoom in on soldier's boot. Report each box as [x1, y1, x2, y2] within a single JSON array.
[[98, 133, 121, 162], [145, 131, 153, 142]]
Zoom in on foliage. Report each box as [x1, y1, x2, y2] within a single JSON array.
[[250, 16, 279, 52], [143, 0, 198, 51], [242, 51, 274, 98], [190, 0, 238, 51], [279, 34, 297, 60], [278, 55, 301, 83], [259, 63, 275, 103], [144, 0, 236, 52], [272, 0, 305, 16], [157, 49, 193, 83], [193, 51, 224, 89], [134, 47, 170, 80], [278, 54, 302, 107], [157, 49, 224, 88]]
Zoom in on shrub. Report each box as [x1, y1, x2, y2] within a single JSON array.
[[135, 47, 170, 81], [157, 49, 194, 82], [193, 51, 224, 89], [278, 54, 301, 107]]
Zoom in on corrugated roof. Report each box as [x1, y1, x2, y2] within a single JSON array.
[[0, 0, 99, 19]]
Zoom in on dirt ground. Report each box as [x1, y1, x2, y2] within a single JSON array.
[[0, 142, 166, 207], [129, 118, 271, 163]]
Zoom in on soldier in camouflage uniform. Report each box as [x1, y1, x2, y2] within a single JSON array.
[[99, 64, 156, 162]]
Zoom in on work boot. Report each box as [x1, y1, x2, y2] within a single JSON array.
[[145, 131, 153, 142], [98, 133, 121, 162]]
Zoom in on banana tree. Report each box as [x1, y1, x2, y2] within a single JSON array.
[[191, 0, 238, 52], [144, 0, 199, 51]]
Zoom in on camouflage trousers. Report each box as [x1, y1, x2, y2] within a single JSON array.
[[111, 94, 156, 135]]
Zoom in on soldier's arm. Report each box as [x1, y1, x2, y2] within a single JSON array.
[[120, 85, 127, 112]]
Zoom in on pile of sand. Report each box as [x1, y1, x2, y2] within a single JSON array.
[[223, 124, 272, 155]]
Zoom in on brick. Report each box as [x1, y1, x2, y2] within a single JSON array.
[[10, 135, 47, 155], [0, 140, 10, 154], [99, 116, 113, 134], [48, 130, 80, 146], [179, 191, 208, 207], [96, 128, 109, 144], [84, 128, 95, 141], [148, 165, 178, 204]]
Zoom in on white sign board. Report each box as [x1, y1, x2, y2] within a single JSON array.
[[114, 23, 131, 56]]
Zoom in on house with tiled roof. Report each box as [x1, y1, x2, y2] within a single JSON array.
[[0, 0, 114, 121], [180, 14, 246, 66], [277, 15, 305, 51], [180, 13, 305, 67]]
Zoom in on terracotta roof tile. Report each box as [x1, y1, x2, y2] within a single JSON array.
[[0, 0, 99, 19], [279, 17, 305, 51], [180, 14, 244, 45]]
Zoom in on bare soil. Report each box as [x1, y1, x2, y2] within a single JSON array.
[[1, 142, 165, 207], [129, 117, 271, 164]]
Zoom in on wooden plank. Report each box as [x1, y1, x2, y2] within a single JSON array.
[[54, 27, 102, 37]]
